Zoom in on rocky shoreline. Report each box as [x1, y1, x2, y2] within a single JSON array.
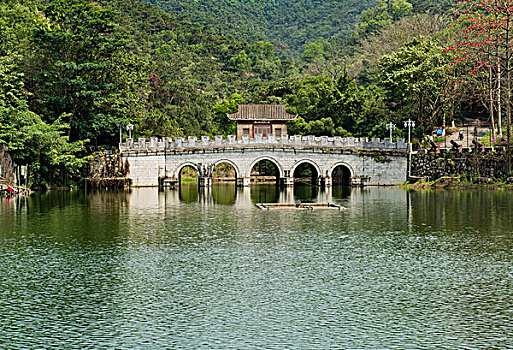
[[401, 176, 513, 190]]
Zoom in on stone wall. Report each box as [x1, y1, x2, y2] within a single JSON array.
[[412, 149, 510, 180], [89, 153, 129, 179], [88, 153, 132, 189], [121, 147, 407, 187]]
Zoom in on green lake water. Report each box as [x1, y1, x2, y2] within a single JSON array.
[[1, 184, 512, 349]]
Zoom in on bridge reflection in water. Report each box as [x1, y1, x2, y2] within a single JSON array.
[[124, 185, 409, 227], [172, 182, 355, 208]]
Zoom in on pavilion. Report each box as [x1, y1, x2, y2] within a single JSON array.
[[227, 104, 298, 140]]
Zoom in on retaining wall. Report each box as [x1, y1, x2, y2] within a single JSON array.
[[412, 148, 511, 180]]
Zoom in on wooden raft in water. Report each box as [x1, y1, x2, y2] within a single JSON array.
[[256, 203, 346, 211]]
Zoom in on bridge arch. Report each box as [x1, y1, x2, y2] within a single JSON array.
[[174, 162, 200, 179], [329, 162, 354, 185], [247, 156, 285, 179], [290, 159, 322, 179], [213, 159, 241, 179]]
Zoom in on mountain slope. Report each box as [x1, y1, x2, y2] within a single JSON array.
[[142, 0, 453, 58], [143, 0, 378, 58]]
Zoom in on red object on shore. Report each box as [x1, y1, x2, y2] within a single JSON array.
[[6, 186, 14, 193]]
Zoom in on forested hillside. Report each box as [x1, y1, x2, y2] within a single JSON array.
[[144, 0, 453, 57], [144, 0, 376, 58], [0, 0, 501, 189]]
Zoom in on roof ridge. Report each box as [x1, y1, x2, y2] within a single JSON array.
[[227, 104, 297, 121]]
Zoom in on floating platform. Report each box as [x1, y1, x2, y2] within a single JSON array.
[[256, 202, 346, 211]]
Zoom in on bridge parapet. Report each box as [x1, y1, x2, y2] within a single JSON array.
[[121, 135, 407, 152]]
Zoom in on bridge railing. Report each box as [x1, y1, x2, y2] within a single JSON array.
[[120, 135, 407, 152]]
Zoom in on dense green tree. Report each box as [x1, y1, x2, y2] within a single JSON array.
[[357, 0, 413, 37], [212, 93, 245, 135], [353, 13, 451, 83], [287, 116, 351, 137], [0, 52, 88, 188], [29, 0, 123, 144], [301, 39, 350, 80], [286, 75, 363, 135], [0, 0, 37, 55], [379, 38, 452, 132]]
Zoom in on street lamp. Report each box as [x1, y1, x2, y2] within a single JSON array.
[[404, 119, 415, 179], [117, 123, 123, 144], [386, 122, 396, 143], [126, 123, 134, 139]]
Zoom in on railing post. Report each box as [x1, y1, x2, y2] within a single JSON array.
[[199, 176, 212, 187], [237, 177, 251, 187], [283, 177, 294, 186]]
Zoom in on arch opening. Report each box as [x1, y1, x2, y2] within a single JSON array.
[[178, 165, 199, 183], [250, 159, 280, 184], [332, 164, 352, 186], [212, 161, 238, 182], [293, 162, 319, 185]]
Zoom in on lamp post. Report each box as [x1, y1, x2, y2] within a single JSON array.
[[20, 165, 27, 188], [386, 122, 396, 143], [466, 124, 469, 148], [117, 123, 123, 145], [404, 119, 415, 179], [126, 123, 134, 140]]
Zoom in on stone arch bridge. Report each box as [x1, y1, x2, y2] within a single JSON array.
[[120, 135, 408, 187]]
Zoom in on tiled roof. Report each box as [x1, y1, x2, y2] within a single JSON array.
[[227, 104, 297, 121]]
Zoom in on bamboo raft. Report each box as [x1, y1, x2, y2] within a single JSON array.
[[256, 202, 346, 211]]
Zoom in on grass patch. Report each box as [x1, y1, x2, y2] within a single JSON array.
[[180, 177, 198, 183]]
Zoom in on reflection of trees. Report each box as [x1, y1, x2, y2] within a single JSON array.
[[179, 183, 198, 203], [331, 185, 352, 198], [1, 190, 129, 242], [410, 191, 508, 235], [250, 184, 280, 204], [212, 184, 236, 205], [293, 183, 319, 201]]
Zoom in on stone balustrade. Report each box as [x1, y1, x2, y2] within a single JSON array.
[[120, 135, 407, 152]]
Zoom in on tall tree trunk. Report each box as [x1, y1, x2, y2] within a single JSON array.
[[507, 69, 511, 173], [418, 94, 423, 129], [489, 65, 496, 139], [498, 59, 503, 136], [506, 16, 511, 173]]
